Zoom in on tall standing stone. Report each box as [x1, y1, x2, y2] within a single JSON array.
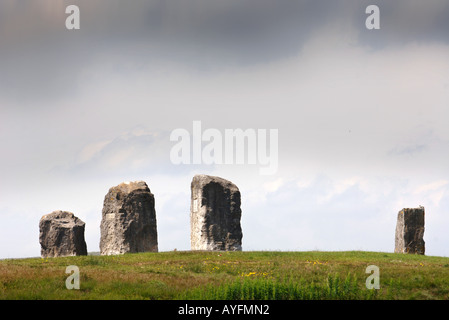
[[190, 174, 242, 251], [39, 210, 88, 258], [100, 181, 158, 255], [394, 207, 425, 255]]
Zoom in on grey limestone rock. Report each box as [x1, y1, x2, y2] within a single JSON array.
[[394, 207, 425, 255], [39, 210, 87, 258], [100, 181, 158, 255], [190, 174, 242, 251]]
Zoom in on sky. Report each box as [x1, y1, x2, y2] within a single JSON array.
[[1, 0, 449, 258]]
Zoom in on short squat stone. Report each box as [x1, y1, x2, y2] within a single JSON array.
[[39, 210, 88, 258]]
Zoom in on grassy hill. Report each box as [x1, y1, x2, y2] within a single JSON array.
[[1, 251, 449, 300]]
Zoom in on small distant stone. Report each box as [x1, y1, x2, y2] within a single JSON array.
[[39, 210, 88, 258], [394, 207, 425, 255]]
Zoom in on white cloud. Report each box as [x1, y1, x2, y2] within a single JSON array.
[[77, 140, 112, 164], [414, 180, 449, 194], [262, 178, 284, 194], [412, 180, 449, 207]]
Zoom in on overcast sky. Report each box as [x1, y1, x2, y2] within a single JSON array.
[[1, 0, 449, 258]]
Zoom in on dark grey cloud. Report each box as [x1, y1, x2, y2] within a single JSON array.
[[1, 0, 448, 105], [357, 0, 449, 49]]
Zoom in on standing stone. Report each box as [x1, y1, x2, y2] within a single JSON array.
[[39, 210, 88, 258], [394, 207, 425, 255], [190, 174, 242, 251], [100, 181, 158, 255]]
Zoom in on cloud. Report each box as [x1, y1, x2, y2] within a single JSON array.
[[55, 128, 196, 180], [388, 144, 427, 156], [241, 175, 393, 251], [2, 1, 449, 258], [241, 174, 449, 254], [358, 0, 449, 48], [76, 139, 113, 164], [412, 180, 449, 207], [1, 0, 448, 106]]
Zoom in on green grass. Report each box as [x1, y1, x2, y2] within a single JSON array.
[[1, 251, 449, 300]]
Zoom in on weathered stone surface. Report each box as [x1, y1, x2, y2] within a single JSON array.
[[190, 174, 242, 251], [39, 210, 87, 258], [100, 181, 158, 255], [394, 207, 425, 255]]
